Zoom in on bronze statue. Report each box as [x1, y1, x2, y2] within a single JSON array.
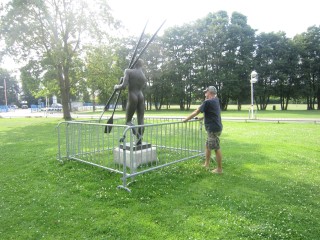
[[114, 59, 147, 145], [101, 20, 166, 144]]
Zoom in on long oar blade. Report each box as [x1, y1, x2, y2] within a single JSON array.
[[99, 89, 117, 122], [129, 20, 148, 68], [131, 19, 166, 68], [104, 116, 114, 133], [104, 90, 120, 133]]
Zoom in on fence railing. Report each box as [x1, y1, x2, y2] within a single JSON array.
[[57, 117, 204, 191]]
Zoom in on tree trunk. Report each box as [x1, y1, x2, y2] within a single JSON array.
[[57, 64, 72, 120], [237, 99, 241, 111]]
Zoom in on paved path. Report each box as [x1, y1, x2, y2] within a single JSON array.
[[1, 109, 319, 124], [222, 116, 320, 124], [0, 109, 64, 118]]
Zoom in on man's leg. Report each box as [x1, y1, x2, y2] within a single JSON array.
[[204, 144, 211, 168], [213, 149, 222, 173]]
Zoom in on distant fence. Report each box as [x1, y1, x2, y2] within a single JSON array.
[[31, 105, 41, 112], [75, 105, 120, 112], [57, 117, 204, 191], [0, 105, 8, 112]]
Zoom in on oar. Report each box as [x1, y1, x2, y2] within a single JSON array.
[[104, 21, 149, 133], [104, 88, 121, 133], [104, 99, 118, 133], [100, 22, 149, 124], [98, 89, 117, 123], [105, 20, 166, 133], [130, 19, 166, 68], [129, 20, 149, 68]]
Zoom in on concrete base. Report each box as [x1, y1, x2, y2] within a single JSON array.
[[113, 143, 158, 170]]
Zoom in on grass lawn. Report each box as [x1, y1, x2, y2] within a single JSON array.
[[78, 104, 320, 119], [0, 117, 319, 239]]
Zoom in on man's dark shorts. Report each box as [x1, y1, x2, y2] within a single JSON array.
[[206, 131, 221, 150]]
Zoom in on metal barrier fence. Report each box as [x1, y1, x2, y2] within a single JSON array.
[[57, 117, 204, 191]]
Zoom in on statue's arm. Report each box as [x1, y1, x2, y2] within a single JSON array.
[[114, 69, 130, 90]]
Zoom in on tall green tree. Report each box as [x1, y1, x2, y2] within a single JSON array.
[[225, 12, 255, 110], [0, 68, 19, 106], [255, 32, 289, 110], [1, 0, 118, 120], [20, 60, 48, 106], [161, 26, 191, 110], [142, 38, 167, 110], [85, 43, 123, 111], [197, 11, 230, 110], [272, 37, 299, 110], [294, 26, 320, 110]]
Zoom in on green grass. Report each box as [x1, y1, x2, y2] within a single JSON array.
[[79, 104, 320, 119], [0, 117, 319, 239]]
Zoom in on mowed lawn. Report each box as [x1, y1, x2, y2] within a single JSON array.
[[0, 117, 319, 239]]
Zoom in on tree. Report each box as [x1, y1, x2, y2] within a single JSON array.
[[0, 68, 19, 106], [142, 37, 166, 110], [255, 32, 288, 110], [161, 24, 198, 110], [294, 26, 320, 110], [225, 12, 255, 110], [20, 60, 48, 106], [1, 0, 118, 120], [85, 42, 124, 111], [273, 37, 299, 110], [196, 11, 230, 110]]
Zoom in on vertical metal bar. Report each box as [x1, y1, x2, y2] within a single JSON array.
[[66, 122, 70, 160], [188, 122, 191, 155], [122, 133, 128, 189], [180, 122, 183, 157], [57, 123, 62, 162], [78, 123, 82, 157], [114, 123, 118, 170]]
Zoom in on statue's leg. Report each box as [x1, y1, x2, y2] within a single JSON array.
[[135, 95, 145, 145], [126, 93, 142, 144], [125, 93, 137, 125]]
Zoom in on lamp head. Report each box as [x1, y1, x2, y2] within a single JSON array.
[[251, 70, 258, 83], [251, 70, 257, 79]]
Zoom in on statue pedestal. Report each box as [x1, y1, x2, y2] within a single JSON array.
[[113, 142, 158, 170]]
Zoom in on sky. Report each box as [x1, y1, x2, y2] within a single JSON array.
[[1, 0, 320, 71], [108, 0, 320, 38]]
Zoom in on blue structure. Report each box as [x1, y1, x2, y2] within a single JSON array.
[[0, 105, 8, 112]]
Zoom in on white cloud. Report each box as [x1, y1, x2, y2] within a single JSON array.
[[109, 0, 320, 37]]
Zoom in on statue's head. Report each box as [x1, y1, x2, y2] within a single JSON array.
[[135, 59, 143, 68]]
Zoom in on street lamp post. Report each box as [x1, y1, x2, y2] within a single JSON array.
[[250, 70, 258, 119]]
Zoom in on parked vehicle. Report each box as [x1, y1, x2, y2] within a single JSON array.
[[50, 103, 62, 112]]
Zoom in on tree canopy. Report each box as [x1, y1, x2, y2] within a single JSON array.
[[1, 0, 118, 119], [1, 2, 319, 113]]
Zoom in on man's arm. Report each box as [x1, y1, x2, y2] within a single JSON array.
[[183, 108, 201, 122]]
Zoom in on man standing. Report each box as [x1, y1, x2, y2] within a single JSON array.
[[183, 86, 223, 174], [114, 59, 147, 145]]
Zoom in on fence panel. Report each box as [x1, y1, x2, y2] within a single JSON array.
[[57, 117, 204, 191]]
